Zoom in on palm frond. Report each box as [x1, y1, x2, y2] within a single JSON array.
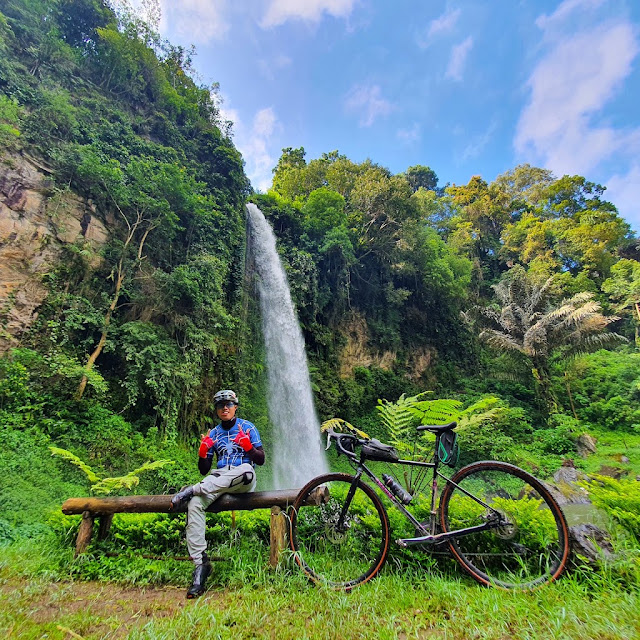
[[479, 329, 524, 353]]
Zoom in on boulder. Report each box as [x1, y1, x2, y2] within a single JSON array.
[[569, 523, 614, 566], [544, 460, 591, 505], [597, 465, 627, 480], [576, 433, 597, 458]]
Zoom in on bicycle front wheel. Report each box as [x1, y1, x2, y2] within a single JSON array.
[[440, 461, 570, 590], [290, 473, 391, 590]]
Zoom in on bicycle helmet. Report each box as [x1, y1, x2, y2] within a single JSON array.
[[213, 389, 238, 405]]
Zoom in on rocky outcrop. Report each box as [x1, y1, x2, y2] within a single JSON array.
[[338, 311, 396, 377], [544, 460, 591, 505], [0, 152, 108, 351], [338, 310, 435, 379]]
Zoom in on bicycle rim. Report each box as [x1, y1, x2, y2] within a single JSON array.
[[290, 473, 390, 590], [440, 461, 570, 589]]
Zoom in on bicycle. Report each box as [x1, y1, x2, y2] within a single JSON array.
[[289, 422, 571, 591]]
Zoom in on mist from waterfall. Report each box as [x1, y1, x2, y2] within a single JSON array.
[[245, 203, 328, 489]]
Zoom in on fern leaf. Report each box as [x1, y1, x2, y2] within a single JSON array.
[[49, 446, 100, 484], [321, 418, 370, 439]]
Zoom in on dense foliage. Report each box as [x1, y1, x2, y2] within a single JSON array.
[[0, 0, 639, 567]]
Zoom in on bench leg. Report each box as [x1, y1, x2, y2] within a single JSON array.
[[97, 514, 113, 541], [75, 510, 94, 556], [269, 506, 288, 568]]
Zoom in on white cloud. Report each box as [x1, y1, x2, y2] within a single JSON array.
[[261, 0, 357, 28], [397, 123, 421, 144], [220, 101, 280, 192], [514, 6, 640, 178], [258, 54, 293, 81], [159, 0, 230, 44], [535, 0, 607, 32], [417, 8, 461, 48], [461, 121, 496, 162], [606, 165, 640, 233], [445, 36, 473, 82], [253, 107, 277, 138], [428, 8, 461, 36], [344, 84, 395, 127]]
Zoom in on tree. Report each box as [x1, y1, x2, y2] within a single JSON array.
[[443, 176, 514, 284], [602, 258, 640, 339], [471, 266, 626, 415], [404, 165, 438, 193], [499, 174, 631, 285], [72, 152, 182, 400]]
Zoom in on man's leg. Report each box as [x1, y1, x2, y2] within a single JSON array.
[[184, 464, 256, 597]]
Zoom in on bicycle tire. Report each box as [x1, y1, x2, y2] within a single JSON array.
[[439, 461, 570, 590], [290, 472, 391, 590]]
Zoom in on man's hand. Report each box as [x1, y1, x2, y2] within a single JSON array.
[[198, 435, 215, 458], [233, 428, 253, 452]]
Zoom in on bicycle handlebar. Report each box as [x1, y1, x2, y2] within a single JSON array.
[[324, 429, 364, 458]]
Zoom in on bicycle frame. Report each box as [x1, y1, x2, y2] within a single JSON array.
[[337, 433, 507, 549]]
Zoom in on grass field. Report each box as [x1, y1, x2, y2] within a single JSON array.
[[1, 534, 639, 640]]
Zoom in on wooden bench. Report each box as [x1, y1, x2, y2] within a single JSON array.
[[61, 487, 328, 566]]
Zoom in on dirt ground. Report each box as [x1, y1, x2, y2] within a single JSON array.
[[1, 576, 228, 639]]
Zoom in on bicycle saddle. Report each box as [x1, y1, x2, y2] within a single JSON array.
[[416, 421, 457, 433]]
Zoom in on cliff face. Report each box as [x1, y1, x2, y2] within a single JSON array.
[[0, 153, 108, 351]]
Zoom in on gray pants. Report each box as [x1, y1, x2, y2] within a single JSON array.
[[186, 463, 256, 564]]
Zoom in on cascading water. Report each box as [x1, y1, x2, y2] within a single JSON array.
[[245, 203, 328, 489]]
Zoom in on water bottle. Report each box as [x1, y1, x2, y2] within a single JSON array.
[[382, 474, 412, 505]]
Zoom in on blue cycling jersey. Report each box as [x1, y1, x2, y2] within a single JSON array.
[[206, 418, 262, 468]]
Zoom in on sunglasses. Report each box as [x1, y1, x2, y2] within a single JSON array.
[[215, 401, 236, 409]]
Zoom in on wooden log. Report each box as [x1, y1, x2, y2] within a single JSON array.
[[97, 514, 113, 541], [269, 506, 288, 568], [61, 487, 328, 516], [75, 511, 94, 556]]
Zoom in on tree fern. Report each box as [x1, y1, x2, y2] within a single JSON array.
[[91, 460, 174, 495], [377, 393, 462, 459], [321, 417, 370, 439], [49, 446, 174, 495], [49, 446, 100, 484]]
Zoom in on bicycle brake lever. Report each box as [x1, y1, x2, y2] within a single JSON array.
[[325, 432, 333, 451]]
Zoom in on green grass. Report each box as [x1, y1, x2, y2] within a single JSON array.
[[577, 428, 640, 477], [1, 535, 639, 640]]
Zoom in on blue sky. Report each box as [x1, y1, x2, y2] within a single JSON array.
[[153, 0, 640, 232]]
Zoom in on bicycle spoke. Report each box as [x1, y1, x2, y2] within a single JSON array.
[[440, 461, 570, 589], [291, 473, 390, 590]]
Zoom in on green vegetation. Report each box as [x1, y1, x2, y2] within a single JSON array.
[[0, 0, 639, 636]]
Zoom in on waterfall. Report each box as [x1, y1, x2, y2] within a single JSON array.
[[245, 203, 328, 489]]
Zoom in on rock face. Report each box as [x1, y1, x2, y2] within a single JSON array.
[[0, 152, 108, 351]]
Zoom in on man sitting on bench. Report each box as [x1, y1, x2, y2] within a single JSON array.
[[171, 389, 265, 598]]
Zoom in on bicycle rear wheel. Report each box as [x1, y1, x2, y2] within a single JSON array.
[[439, 461, 570, 589], [290, 473, 390, 590]]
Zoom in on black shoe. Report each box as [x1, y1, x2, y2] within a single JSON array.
[[170, 485, 194, 511], [186, 557, 212, 599]]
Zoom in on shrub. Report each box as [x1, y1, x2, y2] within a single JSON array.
[[583, 475, 640, 541]]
